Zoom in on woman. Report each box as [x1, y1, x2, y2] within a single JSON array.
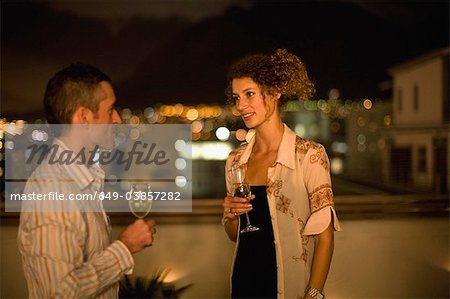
[[222, 49, 341, 299]]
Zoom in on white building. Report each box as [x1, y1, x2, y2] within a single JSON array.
[[382, 48, 449, 193]]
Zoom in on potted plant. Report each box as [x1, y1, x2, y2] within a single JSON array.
[[119, 268, 192, 299]]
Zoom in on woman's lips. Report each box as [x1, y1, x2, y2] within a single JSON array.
[[241, 112, 255, 120]]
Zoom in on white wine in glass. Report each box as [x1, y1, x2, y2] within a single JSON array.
[[128, 183, 152, 218], [231, 166, 259, 233]]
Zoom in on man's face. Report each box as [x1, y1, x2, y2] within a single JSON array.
[[89, 81, 122, 149]]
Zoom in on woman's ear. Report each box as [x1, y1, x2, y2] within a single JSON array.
[[272, 90, 282, 102], [71, 106, 93, 124]]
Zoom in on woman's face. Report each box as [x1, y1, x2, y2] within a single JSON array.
[[232, 77, 278, 129]]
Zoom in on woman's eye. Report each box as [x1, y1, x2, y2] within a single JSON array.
[[246, 91, 254, 97], [232, 96, 239, 103]]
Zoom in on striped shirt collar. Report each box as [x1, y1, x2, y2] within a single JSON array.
[[52, 138, 105, 190]]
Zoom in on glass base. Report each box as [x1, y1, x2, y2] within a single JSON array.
[[240, 225, 260, 233]]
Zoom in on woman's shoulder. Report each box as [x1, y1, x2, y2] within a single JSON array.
[[294, 136, 325, 155], [231, 141, 249, 153], [226, 142, 250, 167]]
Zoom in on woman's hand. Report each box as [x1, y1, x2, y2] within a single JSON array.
[[222, 194, 254, 220]]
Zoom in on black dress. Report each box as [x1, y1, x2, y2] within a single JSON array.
[[231, 185, 277, 299]]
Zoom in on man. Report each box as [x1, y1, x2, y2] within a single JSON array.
[[17, 62, 155, 298]]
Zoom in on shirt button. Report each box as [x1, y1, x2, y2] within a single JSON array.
[[278, 289, 283, 294]]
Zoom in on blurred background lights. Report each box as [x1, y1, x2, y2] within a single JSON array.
[[295, 124, 306, 137], [245, 130, 255, 143], [144, 107, 154, 118], [331, 141, 348, 154], [384, 115, 392, 126], [328, 88, 340, 100], [215, 127, 230, 141], [175, 158, 187, 170], [129, 128, 140, 140], [180, 142, 232, 160], [174, 139, 186, 152], [107, 174, 118, 185], [235, 129, 247, 142], [121, 108, 132, 120], [186, 108, 199, 121], [357, 134, 366, 144], [175, 176, 187, 187], [330, 157, 343, 175], [31, 130, 40, 141], [5, 141, 14, 150], [192, 120, 203, 134], [200, 142, 232, 160], [363, 99, 373, 110], [357, 116, 366, 127], [129, 115, 140, 125]]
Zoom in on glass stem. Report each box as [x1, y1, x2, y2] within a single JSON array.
[[245, 212, 251, 226]]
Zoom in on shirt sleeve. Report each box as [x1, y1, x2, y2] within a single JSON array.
[[18, 180, 134, 298], [302, 143, 342, 235]]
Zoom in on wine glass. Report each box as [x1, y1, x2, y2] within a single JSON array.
[[128, 183, 152, 218], [231, 166, 260, 233]]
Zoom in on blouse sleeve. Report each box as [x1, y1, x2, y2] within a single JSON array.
[[302, 143, 342, 235]]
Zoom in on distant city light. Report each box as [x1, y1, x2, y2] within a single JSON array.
[[121, 108, 132, 120], [129, 128, 140, 140], [144, 107, 154, 118], [175, 158, 187, 170], [331, 142, 348, 154], [357, 134, 366, 145], [175, 176, 187, 187], [363, 99, 373, 110], [328, 88, 340, 100], [235, 129, 247, 142], [295, 124, 306, 137], [330, 157, 343, 175], [215, 127, 230, 141], [357, 116, 366, 127], [5, 141, 14, 150], [192, 120, 203, 133], [129, 115, 140, 125], [174, 139, 187, 152], [31, 130, 48, 142], [181, 142, 232, 160], [186, 108, 199, 121], [245, 129, 255, 142], [384, 115, 392, 126]]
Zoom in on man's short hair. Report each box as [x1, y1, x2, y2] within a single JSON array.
[[44, 62, 111, 124]]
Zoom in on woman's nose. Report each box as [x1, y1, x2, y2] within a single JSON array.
[[236, 97, 248, 111]]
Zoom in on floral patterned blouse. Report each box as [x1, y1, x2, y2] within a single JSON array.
[[225, 124, 342, 299]]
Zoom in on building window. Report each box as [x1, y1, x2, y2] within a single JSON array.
[[413, 84, 419, 111], [397, 88, 402, 113], [418, 147, 427, 173]]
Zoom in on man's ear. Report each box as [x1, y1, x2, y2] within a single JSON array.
[[71, 106, 93, 124]]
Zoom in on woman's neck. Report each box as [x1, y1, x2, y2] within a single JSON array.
[[253, 118, 284, 153]]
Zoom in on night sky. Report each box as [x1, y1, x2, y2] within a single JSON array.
[[1, 0, 449, 118]]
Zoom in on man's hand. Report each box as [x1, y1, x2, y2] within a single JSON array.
[[119, 219, 156, 254]]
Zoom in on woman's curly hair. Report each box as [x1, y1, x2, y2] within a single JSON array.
[[225, 49, 315, 105]]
